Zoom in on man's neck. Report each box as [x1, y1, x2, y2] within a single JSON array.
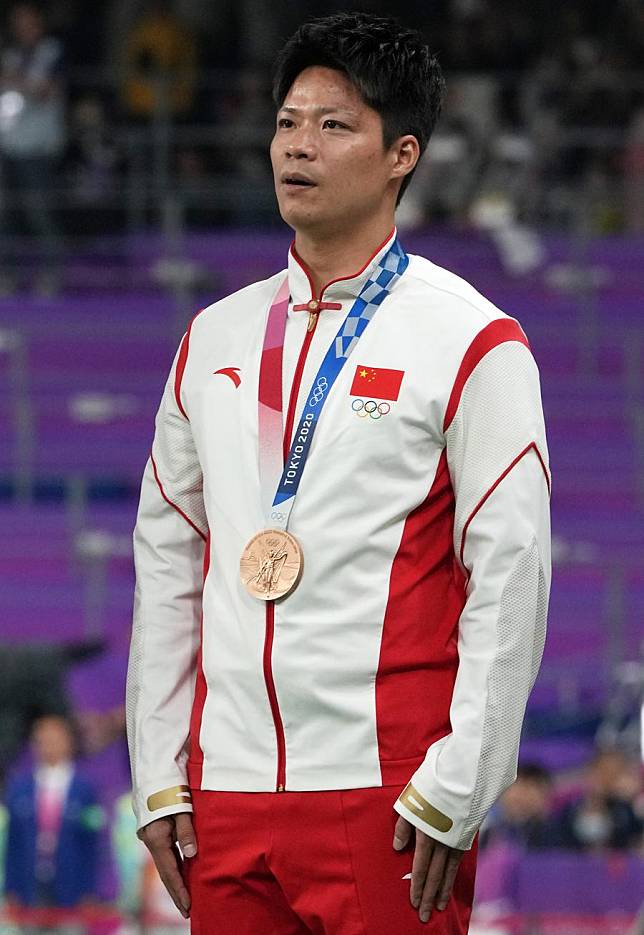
[[293, 217, 395, 298]]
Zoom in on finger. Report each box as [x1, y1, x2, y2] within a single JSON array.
[[436, 850, 464, 911], [175, 813, 198, 858], [393, 815, 413, 851], [419, 843, 449, 923], [172, 836, 193, 905], [138, 815, 174, 847], [150, 843, 191, 918], [410, 832, 433, 909]]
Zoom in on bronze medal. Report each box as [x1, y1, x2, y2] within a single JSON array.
[[240, 529, 303, 601]]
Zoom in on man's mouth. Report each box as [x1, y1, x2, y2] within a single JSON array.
[[282, 176, 316, 187]]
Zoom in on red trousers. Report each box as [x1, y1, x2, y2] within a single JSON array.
[[186, 786, 477, 934]]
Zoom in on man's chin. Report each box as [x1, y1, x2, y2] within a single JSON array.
[[278, 205, 329, 234]]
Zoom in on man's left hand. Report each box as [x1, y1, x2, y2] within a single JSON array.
[[393, 815, 465, 922]]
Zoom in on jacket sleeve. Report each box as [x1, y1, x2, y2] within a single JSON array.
[[126, 332, 208, 832], [394, 328, 552, 850]]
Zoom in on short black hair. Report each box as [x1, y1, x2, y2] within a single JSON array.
[[273, 12, 445, 205]]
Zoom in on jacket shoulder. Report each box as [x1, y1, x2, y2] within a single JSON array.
[[404, 253, 513, 332]]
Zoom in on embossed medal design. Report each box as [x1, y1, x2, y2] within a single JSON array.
[[240, 529, 303, 600]]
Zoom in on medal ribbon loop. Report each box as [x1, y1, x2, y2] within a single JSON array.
[[258, 236, 408, 529]]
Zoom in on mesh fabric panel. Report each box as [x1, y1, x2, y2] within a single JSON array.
[[152, 378, 207, 538], [457, 539, 548, 847]]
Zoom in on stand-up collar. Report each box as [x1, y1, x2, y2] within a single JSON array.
[[287, 227, 397, 309]]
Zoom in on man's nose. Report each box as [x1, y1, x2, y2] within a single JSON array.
[[285, 127, 316, 159]]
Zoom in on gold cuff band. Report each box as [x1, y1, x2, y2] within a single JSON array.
[[398, 782, 453, 832], [147, 785, 192, 812]]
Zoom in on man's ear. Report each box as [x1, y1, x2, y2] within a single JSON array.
[[390, 134, 420, 185]]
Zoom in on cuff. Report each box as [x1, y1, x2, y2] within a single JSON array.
[[393, 781, 477, 851], [133, 783, 194, 833]]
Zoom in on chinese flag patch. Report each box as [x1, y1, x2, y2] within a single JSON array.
[[349, 365, 404, 401]]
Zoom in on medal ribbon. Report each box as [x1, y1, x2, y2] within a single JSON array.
[[258, 236, 408, 529]]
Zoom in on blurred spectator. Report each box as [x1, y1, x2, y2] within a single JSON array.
[[77, 705, 126, 757], [3, 715, 105, 928], [0, 1, 65, 295], [556, 748, 643, 851], [624, 106, 644, 232], [397, 87, 481, 229], [120, 0, 197, 122], [0, 640, 105, 790], [215, 66, 274, 222], [479, 763, 558, 851], [66, 95, 119, 208]]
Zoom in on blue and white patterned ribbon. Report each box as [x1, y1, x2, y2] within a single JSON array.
[[269, 236, 408, 518]]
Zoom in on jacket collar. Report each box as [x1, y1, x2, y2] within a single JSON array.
[[287, 227, 397, 309]]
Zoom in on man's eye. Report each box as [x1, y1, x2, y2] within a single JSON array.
[[278, 118, 293, 128], [323, 119, 346, 130]]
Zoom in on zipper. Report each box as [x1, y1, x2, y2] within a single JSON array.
[[264, 311, 320, 792], [262, 237, 392, 791], [263, 601, 287, 791]]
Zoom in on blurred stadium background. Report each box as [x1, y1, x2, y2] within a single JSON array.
[[0, 0, 643, 932]]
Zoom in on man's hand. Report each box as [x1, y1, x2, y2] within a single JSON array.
[[393, 815, 464, 923], [138, 813, 197, 919]]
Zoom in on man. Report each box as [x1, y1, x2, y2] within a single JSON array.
[[556, 749, 643, 851], [479, 763, 556, 851], [0, 639, 105, 789], [126, 13, 551, 933], [0, 2, 65, 294], [4, 715, 103, 928]]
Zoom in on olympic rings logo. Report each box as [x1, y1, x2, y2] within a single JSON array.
[[270, 510, 286, 522], [309, 376, 328, 406], [351, 398, 391, 420]]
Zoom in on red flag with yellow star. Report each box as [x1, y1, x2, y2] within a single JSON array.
[[349, 365, 404, 401]]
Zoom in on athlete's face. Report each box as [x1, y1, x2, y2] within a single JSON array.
[[271, 66, 412, 237]]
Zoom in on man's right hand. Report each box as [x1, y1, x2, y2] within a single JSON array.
[[138, 813, 197, 919]]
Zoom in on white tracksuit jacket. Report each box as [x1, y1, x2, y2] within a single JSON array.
[[126, 230, 551, 851]]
